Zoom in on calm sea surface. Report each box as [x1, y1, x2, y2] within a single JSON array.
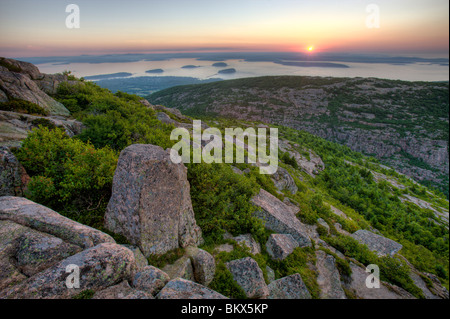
[[36, 58, 449, 82]]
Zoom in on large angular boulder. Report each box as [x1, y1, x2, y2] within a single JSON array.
[[0, 58, 43, 80], [0, 147, 30, 196], [0, 196, 115, 249], [133, 265, 170, 296], [224, 233, 261, 255], [315, 250, 346, 299], [12, 224, 82, 277], [268, 274, 311, 299], [0, 66, 70, 116], [351, 230, 403, 257], [226, 257, 269, 299], [251, 189, 311, 247], [186, 246, 216, 286], [0, 243, 137, 299], [266, 234, 298, 260], [156, 278, 228, 299], [104, 144, 202, 257]]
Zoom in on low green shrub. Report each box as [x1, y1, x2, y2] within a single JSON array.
[[31, 118, 58, 130], [14, 127, 118, 229], [0, 99, 49, 116]]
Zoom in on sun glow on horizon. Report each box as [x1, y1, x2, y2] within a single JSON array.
[[308, 46, 315, 52]]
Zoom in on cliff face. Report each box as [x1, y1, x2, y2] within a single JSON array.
[[0, 57, 83, 147], [0, 57, 70, 116], [148, 76, 449, 195]]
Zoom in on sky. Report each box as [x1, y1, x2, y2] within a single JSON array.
[[0, 0, 448, 58]]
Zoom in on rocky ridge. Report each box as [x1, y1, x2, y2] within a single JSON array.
[[148, 76, 449, 195], [0, 59, 448, 300]]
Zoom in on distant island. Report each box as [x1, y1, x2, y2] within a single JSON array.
[[93, 76, 222, 96], [212, 62, 228, 67], [182, 65, 201, 69], [146, 69, 164, 74], [218, 68, 237, 74], [84, 72, 133, 80], [276, 61, 349, 68]]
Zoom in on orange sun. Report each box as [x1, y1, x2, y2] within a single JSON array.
[[307, 46, 314, 52]]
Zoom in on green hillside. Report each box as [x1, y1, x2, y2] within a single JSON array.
[[10, 77, 448, 298], [147, 76, 449, 197]]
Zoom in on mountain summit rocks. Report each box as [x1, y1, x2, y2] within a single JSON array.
[[0, 57, 70, 116], [104, 144, 202, 257], [251, 189, 312, 247]]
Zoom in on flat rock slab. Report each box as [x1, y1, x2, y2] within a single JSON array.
[[133, 265, 170, 296], [251, 189, 311, 247], [156, 278, 228, 299], [266, 234, 298, 260], [93, 281, 153, 299], [0, 243, 136, 299], [268, 274, 311, 299], [345, 262, 415, 299], [315, 250, 346, 299], [351, 230, 402, 257], [0, 196, 115, 249], [226, 257, 269, 299]]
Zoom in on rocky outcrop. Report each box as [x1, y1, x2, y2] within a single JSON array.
[[133, 266, 170, 296], [351, 230, 402, 257], [156, 278, 228, 299], [344, 262, 415, 299], [104, 144, 202, 257], [0, 196, 115, 249], [315, 250, 346, 299], [278, 139, 325, 177], [0, 58, 42, 80], [0, 195, 232, 299], [0, 243, 136, 299], [226, 257, 269, 299], [36, 73, 71, 96], [266, 234, 298, 260], [0, 219, 80, 290], [317, 218, 330, 234], [268, 274, 311, 299], [150, 77, 448, 194], [0, 111, 85, 147], [0, 58, 70, 116], [251, 189, 311, 247], [0, 147, 29, 196], [271, 167, 298, 194], [423, 273, 449, 299]]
